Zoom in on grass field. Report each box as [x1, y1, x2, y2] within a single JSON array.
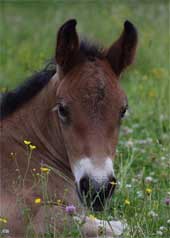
[[0, 1, 170, 237]]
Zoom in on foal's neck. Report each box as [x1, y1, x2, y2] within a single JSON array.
[[9, 74, 72, 178], [32, 75, 71, 174]]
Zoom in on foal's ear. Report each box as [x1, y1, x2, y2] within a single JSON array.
[[106, 21, 138, 76], [55, 19, 79, 74]]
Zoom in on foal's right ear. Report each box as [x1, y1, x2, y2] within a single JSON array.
[[55, 19, 79, 74]]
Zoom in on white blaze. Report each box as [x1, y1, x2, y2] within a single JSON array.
[[73, 157, 114, 184]]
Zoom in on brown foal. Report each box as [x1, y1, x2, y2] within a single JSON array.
[[0, 19, 137, 237]]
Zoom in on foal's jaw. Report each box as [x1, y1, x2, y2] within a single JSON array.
[[73, 157, 116, 211]]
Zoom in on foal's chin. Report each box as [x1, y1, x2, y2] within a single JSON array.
[[78, 194, 111, 212]]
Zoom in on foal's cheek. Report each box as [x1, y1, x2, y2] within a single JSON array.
[[107, 126, 120, 147], [60, 127, 81, 160]]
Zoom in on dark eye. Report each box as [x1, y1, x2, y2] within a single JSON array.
[[58, 104, 70, 123], [120, 106, 128, 119]]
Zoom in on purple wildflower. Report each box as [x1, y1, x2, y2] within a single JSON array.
[[165, 198, 170, 206], [65, 205, 76, 215]]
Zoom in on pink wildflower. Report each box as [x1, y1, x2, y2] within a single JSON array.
[[65, 205, 76, 215], [165, 198, 170, 206]]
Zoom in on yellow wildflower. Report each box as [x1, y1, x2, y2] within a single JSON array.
[[142, 75, 148, 80], [24, 140, 31, 145], [151, 68, 166, 79], [148, 90, 156, 98], [146, 188, 152, 195], [124, 199, 130, 205], [56, 199, 62, 206], [34, 198, 42, 204], [110, 181, 117, 186], [0, 217, 8, 223], [89, 214, 96, 220], [29, 144, 36, 150], [40, 167, 51, 173]]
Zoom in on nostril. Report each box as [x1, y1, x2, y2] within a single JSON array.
[[79, 175, 90, 196]]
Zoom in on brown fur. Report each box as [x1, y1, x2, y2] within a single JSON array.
[[0, 19, 137, 237]]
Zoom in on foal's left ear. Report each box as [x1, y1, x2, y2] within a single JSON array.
[[55, 19, 79, 74], [106, 21, 138, 76]]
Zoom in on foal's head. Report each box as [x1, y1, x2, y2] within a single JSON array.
[[53, 19, 137, 211]]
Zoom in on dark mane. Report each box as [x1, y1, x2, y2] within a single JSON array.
[[0, 39, 103, 120], [0, 61, 56, 120]]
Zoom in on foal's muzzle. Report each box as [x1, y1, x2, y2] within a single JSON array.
[[76, 175, 117, 211]]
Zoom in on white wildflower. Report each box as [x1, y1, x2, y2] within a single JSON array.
[[125, 139, 134, 147], [156, 230, 163, 236], [125, 184, 132, 188], [131, 178, 137, 183], [1, 229, 10, 234], [160, 114, 165, 121], [146, 138, 153, 143], [159, 226, 166, 231], [145, 176, 153, 183], [136, 173, 142, 179], [136, 191, 143, 198], [136, 138, 152, 145], [148, 211, 158, 218], [117, 181, 121, 187], [132, 123, 140, 129], [123, 127, 133, 134]]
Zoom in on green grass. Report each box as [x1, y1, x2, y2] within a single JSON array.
[[0, 1, 170, 237]]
